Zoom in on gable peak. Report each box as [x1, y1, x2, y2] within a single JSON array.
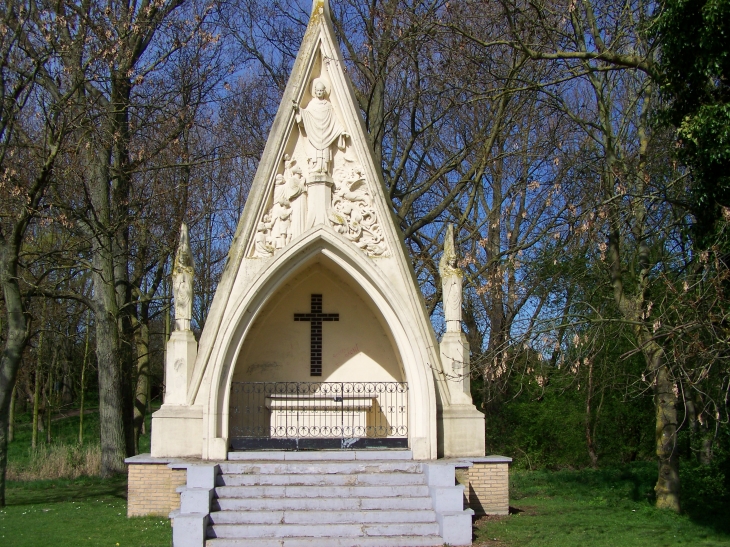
[[311, 0, 331, 21]]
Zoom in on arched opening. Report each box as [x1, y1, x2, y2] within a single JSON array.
[[200, 228, 438, 459], [228, 259, 409, 449]]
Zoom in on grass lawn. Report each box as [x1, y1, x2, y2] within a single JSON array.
[[5, 410, 729, 546], [1, 476, 171, 547], [3, 404, 170, 546], [474, 464, 730, 546]]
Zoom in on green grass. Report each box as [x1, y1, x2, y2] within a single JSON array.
[[1, 476, 171, 547], [474, 464, 730, 546], [7, 410, 730, 546], [4, 407, 169, 546]]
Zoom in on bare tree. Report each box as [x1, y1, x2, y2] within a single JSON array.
[[0, 6, 73, 504]]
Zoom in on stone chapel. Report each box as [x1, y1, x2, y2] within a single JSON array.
[[126, 2, 510, 545]]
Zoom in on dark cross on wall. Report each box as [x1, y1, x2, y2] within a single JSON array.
[[294, 294, 340, 376]]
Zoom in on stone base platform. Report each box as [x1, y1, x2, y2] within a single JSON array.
[[126, 451, 512, 547]]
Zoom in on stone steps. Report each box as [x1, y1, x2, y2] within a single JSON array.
[[208, 509, 437, 525], [207, 522, 442, 539], [205, 536, 445, 547], [215, 484, 431, 499], [218, 461, 423, 475], [208, 456, 446, 545], [226, 450, 414, 461], [170, 451, 471, 547], [213, 496, 435, 512], [217, 472, 426, 486]]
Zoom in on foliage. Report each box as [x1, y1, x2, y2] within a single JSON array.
[[482, 353, 656, 470], [655, 0, 730, 243], [679, 428, 730, 525], [8, 406, 153, 481]]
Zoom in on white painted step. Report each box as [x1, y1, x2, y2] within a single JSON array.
[[217, 472, 425, 487], [205, 535, 445, 547], [207, 522, 441, 539], [213, 495, 434, 512], [218, 461, 423, 475], [214, 485, 431, 499], [227, 450, 413, 461], [208, 509, 437, 525]]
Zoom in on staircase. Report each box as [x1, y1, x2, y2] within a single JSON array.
[[172, 450, 473, 547]]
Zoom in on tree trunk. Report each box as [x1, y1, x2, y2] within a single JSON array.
[[46, 349, 57, 444], [585, 358, 599, 468], [79, 312, 91, 445], [31, 347, 41, 449], [8, 387, 15, 444], [133, 316, 150, 453], [645, 339, 680, 512], [94, 296, 127, 476], [0, 242, 33, 507], [85, 147, 127, 476]]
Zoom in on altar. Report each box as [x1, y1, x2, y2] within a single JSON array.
[[267, 392, 375, 438], [227, 380, 409, 449]]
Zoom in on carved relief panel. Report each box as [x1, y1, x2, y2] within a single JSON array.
[[251, 61, 388, 259]]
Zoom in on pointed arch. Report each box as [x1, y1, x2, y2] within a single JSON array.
[[196, 227, 438, 459]]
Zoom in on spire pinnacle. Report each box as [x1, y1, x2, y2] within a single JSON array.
[[311, 0, 330, 20]]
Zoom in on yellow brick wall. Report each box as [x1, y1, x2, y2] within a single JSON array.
[[467, 462, 509, 515], [127, 464, 187, 517]]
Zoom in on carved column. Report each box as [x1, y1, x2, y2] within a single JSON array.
[[305, 174, 333, 229]]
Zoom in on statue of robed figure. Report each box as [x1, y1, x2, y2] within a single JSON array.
[[172, 223, 195, 331], [293, 78, 349, 179]]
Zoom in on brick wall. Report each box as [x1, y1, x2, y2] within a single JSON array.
[[467, 461, 509, 515], [127, 463, 187, 517]]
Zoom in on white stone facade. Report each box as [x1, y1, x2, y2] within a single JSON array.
[[151, 0, 484, 461]]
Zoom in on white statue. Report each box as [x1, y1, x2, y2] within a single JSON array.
[[439, 224, 462, 333], [172, 223, 195, 331], [254, 214, 275, 257], [270, 175, 292, 248], [293, 78, 348, 178], [285, 164, 307, 237]]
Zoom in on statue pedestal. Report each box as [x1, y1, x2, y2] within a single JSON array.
[[151, 404, 204, 457], [164, 330, 197, 404], [306, 174, 333, 228], [151, 329, 202, 457], [440, 331, 473, 405], [439, 330, 486, 457], [439, 404, 486, 458]]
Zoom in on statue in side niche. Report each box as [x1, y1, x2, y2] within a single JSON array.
[[172, 223, 195, 331], [439, 224, 462, 333], [254, 214, 275, 257], [293, 78, 348, 178], [270, 175, 292, 248], [285, 164, 307, 237]]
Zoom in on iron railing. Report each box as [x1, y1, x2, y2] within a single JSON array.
[[229, 382, 408, 439]]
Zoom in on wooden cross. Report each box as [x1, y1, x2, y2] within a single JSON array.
[[294, 294, 339, 376]]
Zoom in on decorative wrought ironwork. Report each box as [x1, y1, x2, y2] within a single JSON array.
[[229, 382, 408, 440]]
